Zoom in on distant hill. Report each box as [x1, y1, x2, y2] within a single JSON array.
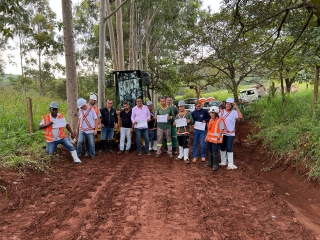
[[0, 74, 19, 85]]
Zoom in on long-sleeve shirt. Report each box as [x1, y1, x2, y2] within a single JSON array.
[[192, 108, 210, 131], [131, 105, 150, 129]]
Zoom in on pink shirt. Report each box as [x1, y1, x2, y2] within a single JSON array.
[[131, 105, 150, 129]]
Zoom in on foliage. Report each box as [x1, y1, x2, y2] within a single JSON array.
[[247, 90, 320, 179]]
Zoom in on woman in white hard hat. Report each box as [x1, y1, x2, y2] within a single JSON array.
[[219, 97, 243, 169], [205, 106, 224, 171]]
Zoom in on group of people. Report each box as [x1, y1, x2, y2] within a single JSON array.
[[39, 94, 243, 170]]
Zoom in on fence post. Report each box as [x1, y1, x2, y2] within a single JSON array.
[[26, 97, 34, 133]]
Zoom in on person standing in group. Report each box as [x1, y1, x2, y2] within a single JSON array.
[[85, 93, 101, 157], [118, 101, 133, 154], [219, 97, 243, 169], [205, 106, 224, 171], [173, 100, 194, 164], [163, 97, 179, 154], [146, 101, 157, 151], [39, 102, 82, 164], [76, 98, 98, 159], [191, 100, 210, 163], [155, 96, 174, 158], [131, 97, 151, 157], [99, 99, 118, 154]]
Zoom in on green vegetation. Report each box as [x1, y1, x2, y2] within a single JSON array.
[[0, 86, 67, 171], [247, 90, 320, 180]]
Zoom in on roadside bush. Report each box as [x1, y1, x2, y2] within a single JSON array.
[[247, 90, 320, 179]]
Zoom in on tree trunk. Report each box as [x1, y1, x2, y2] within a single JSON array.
[[38, 48, 43, 96], [19, 31, 25, 95], [98, 0, 106, 109], [279, 64, 286, 106], [128, 0, 136, 70], [285, 78, 294, 93], [312, 65, 319, 116], [116, 0, 125, 70], [106, 0, 118, 71], [62, 0, 78, 131]]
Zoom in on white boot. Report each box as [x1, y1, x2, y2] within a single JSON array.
[[153, 141, 157, 151], [177, 146, 183, 160], [227, 152, 237, 169], [149, 142, 152, 151], [71, 150, 82, 164], [183, 148, 190, 164], [220, 151, 227, 166]]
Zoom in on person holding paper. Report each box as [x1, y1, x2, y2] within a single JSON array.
[[191, 100, 210, 163], [173, 100, 194, 164], [154, 96, 174, 158], [163, 97, 179, 154], [131, 97, 151, 157], [146, 101, 157, 151], [205, 106, 224, 171], [39, 102, 81, 164]]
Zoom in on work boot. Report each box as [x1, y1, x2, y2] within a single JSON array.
[[183, 148, 190, 164], [108, 140, 115, 153], [177, 146, 183, 160], [118, 150, 124, 155], [99, 140, 106, 154], [220, 150, 227, 166], [227, 152, 237, 170], [70, 150, 82, 164], [172, 147, 178, 155], [204, 152, 213, 167], [212, 152, 219, 171], [153, 141, 157, 151]]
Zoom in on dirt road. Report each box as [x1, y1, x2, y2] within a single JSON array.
[[0, 121, 319, 239]]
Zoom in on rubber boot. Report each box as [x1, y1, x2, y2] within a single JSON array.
[[153, 141, 157, 151], [167, 144, 173, 158], [204, 152, 213, 167], [108, 140, 115, 153], [149, 142, 152, 151], [99, 140, 106, 154], [227, 152, 237, 169], [70, 150, 82, 164], [177, 146, 183, 160], [220, 150, 227, 166], [172, 147, 177, 155], [183, 148, 190, 164], [212, 152, 219, 171]]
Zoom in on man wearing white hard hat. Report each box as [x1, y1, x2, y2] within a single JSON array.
[[39, 102, 81, 164], [75, 98, 98, 159], [219, 97, 243, 169]]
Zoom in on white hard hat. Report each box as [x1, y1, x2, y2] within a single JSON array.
[[77, 98, 86, 108], [49, 102, 59, 109], [89, 93, 97, 101], [209, 106, 220, 113], [226, 97, 234, 103], [178, 100, 185, 106]]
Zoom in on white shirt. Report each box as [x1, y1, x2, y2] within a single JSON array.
[[219, 110, 238, 136], [78, 107, 98, 133]]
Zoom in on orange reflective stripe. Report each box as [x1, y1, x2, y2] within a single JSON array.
[[220, 110, 235, 134], [80, 107, 95, 131]]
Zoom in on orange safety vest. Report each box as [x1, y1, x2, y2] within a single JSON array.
[[43, 114, 66, 142], [220, 109, 235, 134], [205, 118, 224, 143], [80, 107, 95, 131]]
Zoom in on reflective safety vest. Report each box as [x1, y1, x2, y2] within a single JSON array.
[[80, 107, 95, 131], [205, 118, 224, 143], [176, 111, 190, 135], [220, 109, 235, 134], [43, 114, 66, 142]]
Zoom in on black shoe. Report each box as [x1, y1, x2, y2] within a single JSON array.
[[204, 163, 212, 168], [212, 165, 219, 171], [125, 150, 129, 153], [109, 150, 115, 154], [118, 150, 124, 155], [146, 152, 152, 156]]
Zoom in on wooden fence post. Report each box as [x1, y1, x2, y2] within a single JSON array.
[[26, 97, 34, 133]]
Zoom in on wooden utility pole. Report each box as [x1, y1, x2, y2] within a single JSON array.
[[26, 97, 33, 133]]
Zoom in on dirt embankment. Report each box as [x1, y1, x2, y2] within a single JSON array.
[[0, 120, 319, 240]]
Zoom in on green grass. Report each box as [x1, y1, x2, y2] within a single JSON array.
[[247, 89, 320, 180], [0, 85, 67, 171]]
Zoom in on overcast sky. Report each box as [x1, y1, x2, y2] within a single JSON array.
[[4, 0, 221, 74]]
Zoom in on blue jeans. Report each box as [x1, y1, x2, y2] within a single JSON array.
[[46, 137, 75, 155], [220, 135, 235, 152], [193, 129, 206, 158], [135, 128, 149, 153], [120, 127, 132, 151], [100, 126, 115, 141], [207, 141, 220, 153], [77, 131, 95, 156]]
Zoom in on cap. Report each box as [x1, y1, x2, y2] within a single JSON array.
[[77, 98, 86, 108], [49, 102, 58, 109], [89, 93, 97, 101], [178, 100, 185, 106], [209, 106, 219, 113], [226, 97, 234, 103], [146, 101, 153, 106]]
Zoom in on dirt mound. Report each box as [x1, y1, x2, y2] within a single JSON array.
[[0, 120, 319, 239]]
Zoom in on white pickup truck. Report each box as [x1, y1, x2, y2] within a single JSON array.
[[239, 84, 268, 103]]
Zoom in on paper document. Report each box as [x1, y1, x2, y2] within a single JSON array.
[[52, 118, 67, 128], [175, 118, 187, 127], [157, 115, 168, 123], [136, 120, 148, 128], [194, 121, 206, 131]]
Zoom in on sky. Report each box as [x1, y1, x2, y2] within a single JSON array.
[[4, 0, 221, 75]]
